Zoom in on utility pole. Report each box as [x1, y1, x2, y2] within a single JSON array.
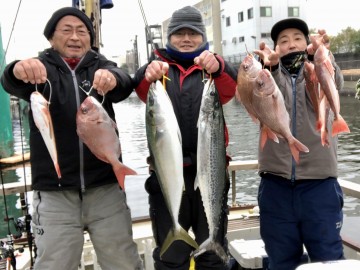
[[133, 35, 139, 71], [76, 0, 101, 51]]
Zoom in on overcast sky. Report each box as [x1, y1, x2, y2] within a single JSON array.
[[0, 0, 359, 66]]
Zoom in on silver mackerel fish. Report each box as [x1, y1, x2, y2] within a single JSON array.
[[146, 80, 198, 258], [194, 79, 228, 263]]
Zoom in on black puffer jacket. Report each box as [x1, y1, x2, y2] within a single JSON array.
[[1, 48, 133, 191]]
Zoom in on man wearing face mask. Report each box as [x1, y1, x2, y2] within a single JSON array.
[[254, 18, 345, 270]]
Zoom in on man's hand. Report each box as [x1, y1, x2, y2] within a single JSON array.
[[92, 69, 117, 96], [194, 50, 220, 74], [253, 42, 280, 67], [13, 59, 47, 84], [145, 61, 169, 83]]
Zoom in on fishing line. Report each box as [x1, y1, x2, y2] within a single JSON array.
[[0, 0, 23, 77], [78, 85, 105, 105]]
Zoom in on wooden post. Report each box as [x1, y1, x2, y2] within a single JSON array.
[[84, 0, 101, 51]]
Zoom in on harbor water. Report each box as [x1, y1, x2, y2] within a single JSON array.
[[1, 93, 359, 238]]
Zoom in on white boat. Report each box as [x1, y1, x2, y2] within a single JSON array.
[[1, 159, 360, 269]]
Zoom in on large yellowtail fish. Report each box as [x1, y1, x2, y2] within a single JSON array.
[[76, 96, 137, 190], [30, 91, 61, 179], [314, 44, 350, 136], [252, 69, 309, 163], [194, 79, 229, 263], [146, 80, 198, 258]]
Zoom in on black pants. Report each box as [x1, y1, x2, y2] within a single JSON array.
[[145, 165, 230, 270]]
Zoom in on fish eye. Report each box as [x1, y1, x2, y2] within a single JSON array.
[[81, 107, 88, 114]]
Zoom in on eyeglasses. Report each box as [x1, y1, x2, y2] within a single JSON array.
[[55, 28, 89, 37], [173, 30, 201, 38]]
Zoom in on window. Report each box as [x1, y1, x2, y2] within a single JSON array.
[[288, 7, 300, 17], [232, 37, 237, 44], [261, 33, 271, 38], [248, 8, 254, 19], [239, 36, 245, 43], [226, 16, 231, 27], [260, 7, 272, 17], [238, 11, 244, 22]]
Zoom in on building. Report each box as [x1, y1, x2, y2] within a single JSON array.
[[220, 0, 308, 65]]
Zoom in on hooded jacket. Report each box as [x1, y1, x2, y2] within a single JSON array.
[[133, 48, 237, 160], [258, 57, 344, 181], [1, 48, 133, 191]]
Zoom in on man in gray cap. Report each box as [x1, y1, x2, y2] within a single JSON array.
[[133, 5, 237, 270], [1, 6, 143, 270], [253, 18, 345, 270]]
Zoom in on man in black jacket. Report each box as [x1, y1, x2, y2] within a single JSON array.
[[1, 7, 142, 270]]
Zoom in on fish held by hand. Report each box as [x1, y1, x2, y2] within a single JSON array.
[[76, 96, 137, 190], [30, 91, 61, 179]]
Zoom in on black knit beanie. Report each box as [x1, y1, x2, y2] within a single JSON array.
[[43, 7, 95, 44], [167, 6, 207, 42]]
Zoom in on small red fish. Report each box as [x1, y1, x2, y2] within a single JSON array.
[[252, 69, 309, 163], [314, 44, 350, 136], [236, 54, 262, 124], [76, 96, 137, 190]]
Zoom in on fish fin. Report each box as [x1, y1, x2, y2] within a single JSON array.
[[260, 125, 279, 150], [323, 58, 335, 78], [288, 138, 309, 164], [110, 119, 118, 131], [193, 238, 229, 263], [316, 120, 322, 131], [113, 162, 137, 190], [42, 107, 51, 130], [321, 129, 330, 147], [332, 115, 350, 137], [235, 88, 242, 103], [194, 176, 199, 190], [160, 227, 198, 259]]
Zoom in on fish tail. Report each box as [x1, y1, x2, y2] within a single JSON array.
[[288, 138, 309, 164], [160, 226, 198, 259], [54, 163, 61, 179], [193, 238, 229, 264], [113, 162, 137, 190], [332, 115, 350, 137]]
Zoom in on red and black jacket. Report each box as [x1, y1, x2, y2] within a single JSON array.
[[133, 48, 237, 163]]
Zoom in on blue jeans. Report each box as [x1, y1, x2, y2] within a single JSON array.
[[258, 174, 344, 270]]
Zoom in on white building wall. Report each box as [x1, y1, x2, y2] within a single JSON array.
[[220, 0, 308, 64]]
